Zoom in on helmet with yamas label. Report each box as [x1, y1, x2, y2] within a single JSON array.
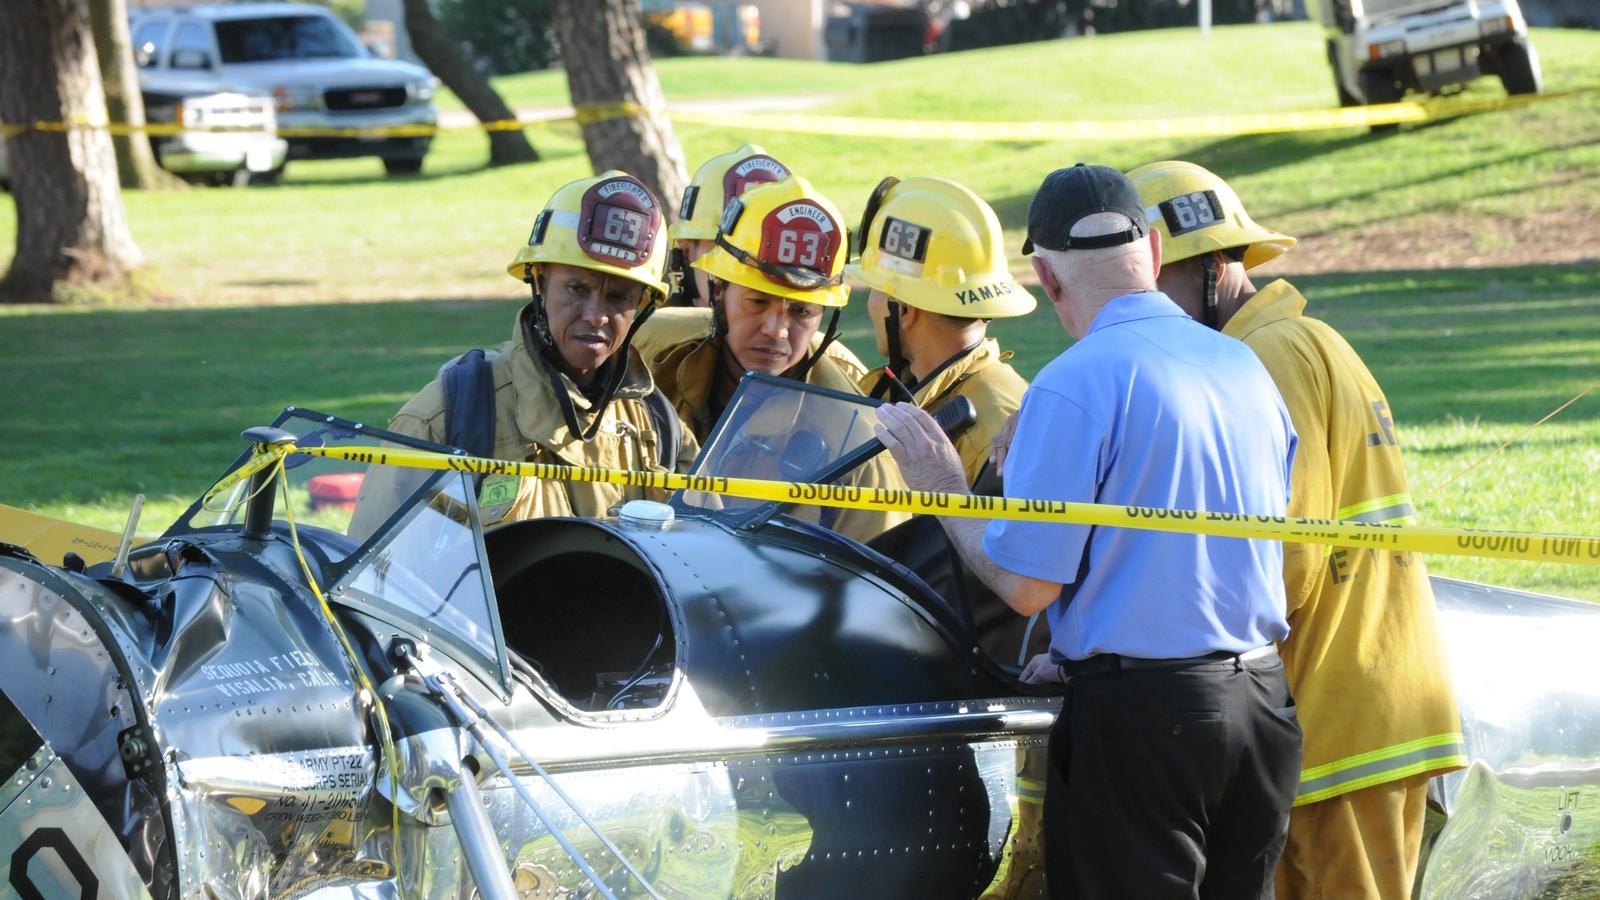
[[846, 176, 1034, 319]]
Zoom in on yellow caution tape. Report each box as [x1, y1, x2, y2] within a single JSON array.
[[3, 89, 1588, 143], [0, 102, 645, 140], [208, 443, 1600, 567]]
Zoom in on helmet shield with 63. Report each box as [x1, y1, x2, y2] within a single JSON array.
[[506, 170, 671, 307], [695, 175, 851, 307], [578, 176, 662, 269]]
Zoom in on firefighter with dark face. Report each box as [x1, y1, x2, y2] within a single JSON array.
[[669, 144, 791, 308], [1128, 159, 1464, 900], [634, 174, 907, 543], [379, 171, 696, 526], [848, 176, 1045, 900]]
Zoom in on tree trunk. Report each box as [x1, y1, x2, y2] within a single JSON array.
[[401, 0, 539, 167], [88, 0, 180, 189], [0, 0, 143, 303], [553, 0, 687, 212]]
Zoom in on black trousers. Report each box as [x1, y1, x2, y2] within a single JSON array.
[[1044, 654, 1302, 900]]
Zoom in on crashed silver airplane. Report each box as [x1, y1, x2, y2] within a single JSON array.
[[0, 374, 1595, 898]]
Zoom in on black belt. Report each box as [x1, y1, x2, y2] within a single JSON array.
[[1057, 644, 1277, 678]]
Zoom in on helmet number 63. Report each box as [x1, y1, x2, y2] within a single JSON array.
[[777, 229, 822, 268], [601, 207, 643, 246], [1167, 191, 1219, 233]]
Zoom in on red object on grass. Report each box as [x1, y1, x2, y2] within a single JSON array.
[[306, 472, 366, 511]]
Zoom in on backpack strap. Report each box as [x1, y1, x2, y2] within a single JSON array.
[[642, 385, 682, 471], [440, 348, 497, 461]]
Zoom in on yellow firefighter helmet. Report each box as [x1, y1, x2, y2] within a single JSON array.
[[671, 144, 792, 243], [1126, 160, 1296, 270], [693, 174, 851, 307], [845, 176, 1034, 319], [506, 170, 671, 305]]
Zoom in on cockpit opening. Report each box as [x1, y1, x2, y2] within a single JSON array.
[[486, 522, 677, 713]]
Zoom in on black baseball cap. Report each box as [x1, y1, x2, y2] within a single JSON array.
[[1021, 163, 1149, 255]]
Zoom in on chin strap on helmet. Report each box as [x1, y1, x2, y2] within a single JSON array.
[[788, 307, 841, 382], [867, 300, 915, 401], [1201, 253, 1220, 331], [525, 267, 555, 346], [708, 278, 728, 339]]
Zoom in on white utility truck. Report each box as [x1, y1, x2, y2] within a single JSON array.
[[1319, 0, 1543, 105]]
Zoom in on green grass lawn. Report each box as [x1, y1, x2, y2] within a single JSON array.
[[1, 22, 1597, 598], [435, 55, 872, 113]]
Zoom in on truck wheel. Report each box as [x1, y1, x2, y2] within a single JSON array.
[[383, 156, 424, 176], [252, 164, 286, 186], [1327, 38, 1360, 107], [1360, 68, 1403, 105], [1359, 68, 1403, 134], [1498, 38, 1543, 96]]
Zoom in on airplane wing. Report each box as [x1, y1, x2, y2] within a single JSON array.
[[0, 503, 126, 566]]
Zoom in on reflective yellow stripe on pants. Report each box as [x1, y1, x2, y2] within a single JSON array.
[[1295, 732, 1468, 806]]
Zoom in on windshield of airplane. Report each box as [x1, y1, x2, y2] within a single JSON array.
[[674, 373, 889, 528], [168, 409, 510, 696]]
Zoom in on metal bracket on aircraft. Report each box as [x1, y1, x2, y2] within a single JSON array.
[[393, 639, 665, 900]]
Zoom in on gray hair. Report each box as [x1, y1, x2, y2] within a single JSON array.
[[1034, 212, 1154, 293], [1071, 211, 1140, 239]]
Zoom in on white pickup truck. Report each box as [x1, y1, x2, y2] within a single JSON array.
[[1320, 0, 1543, 106], [0, 86, 285, 190]]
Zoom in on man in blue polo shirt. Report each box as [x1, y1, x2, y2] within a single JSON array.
[[876, 164, 1302, 898]]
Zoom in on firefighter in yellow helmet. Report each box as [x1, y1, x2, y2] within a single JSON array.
[[848, 176, 1045, 900], [669, 144, 791, 307], [381, 171, 697, 526], [634, 174, 907, 543], [849, 176, 1035, 484], [1128, 159, 1464, 900]]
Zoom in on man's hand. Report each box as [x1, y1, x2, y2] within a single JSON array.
[[990, 410, 1020, 474], [874, 403, 969, 496], [878, 403, 1065, 620], [1019, 652, 1063, 685]]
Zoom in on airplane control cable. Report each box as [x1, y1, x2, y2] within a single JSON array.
[[396, 642, 665, 900]]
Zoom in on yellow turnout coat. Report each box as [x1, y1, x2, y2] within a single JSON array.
[[1225, 280, 1465, 805], [386, 314, 698, 525]]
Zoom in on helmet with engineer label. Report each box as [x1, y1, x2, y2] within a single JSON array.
[[693, 174, 851, 378], [694, 174, 850, 307]]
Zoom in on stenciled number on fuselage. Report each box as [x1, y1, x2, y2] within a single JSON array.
[[9, 827, 97, 900]]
